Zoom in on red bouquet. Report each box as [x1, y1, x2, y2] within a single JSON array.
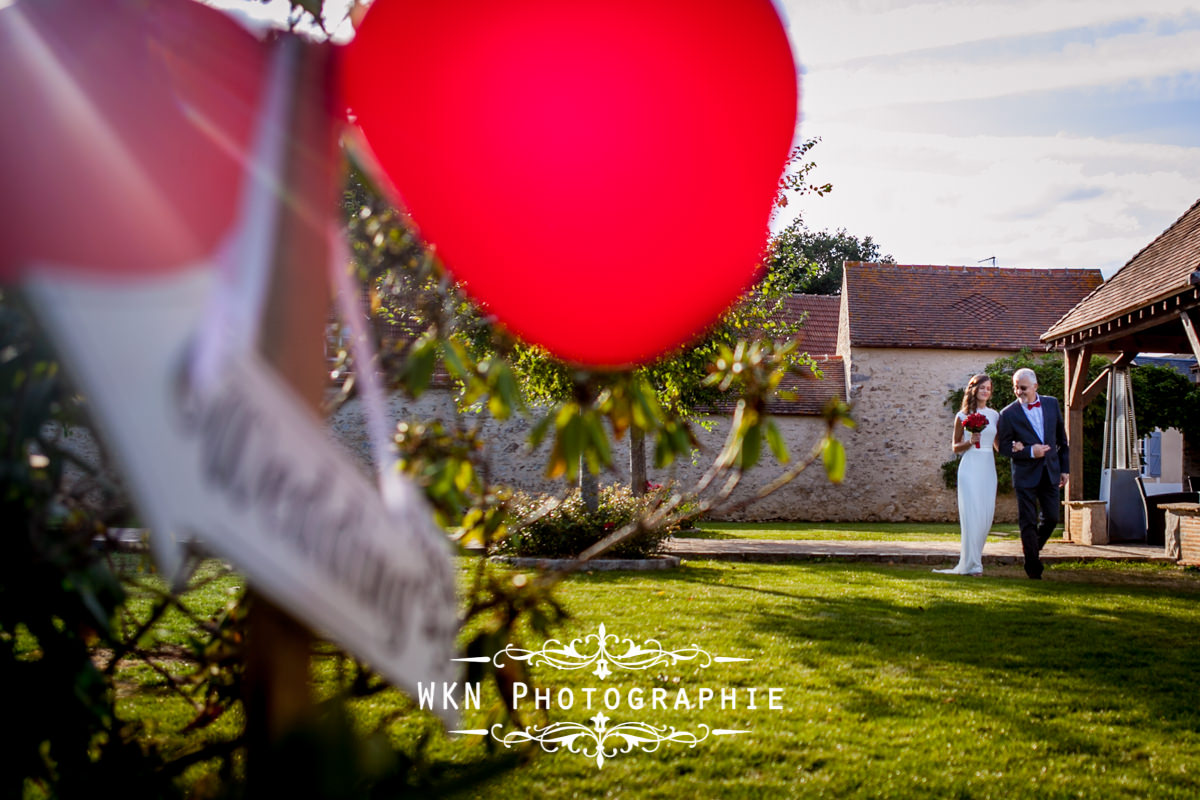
[[963, 412, 989, 448]]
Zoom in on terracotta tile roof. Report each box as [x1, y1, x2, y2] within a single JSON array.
[[779, 294, 840, 356], [705, 356, 846, 417], [700, 294, 843, 416], [844, 262, 1103, 351], [1043, 197, 1200, 342], [772, 357, 845, 415]]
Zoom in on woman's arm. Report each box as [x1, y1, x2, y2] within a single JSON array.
[[951, 416, 976, 454]]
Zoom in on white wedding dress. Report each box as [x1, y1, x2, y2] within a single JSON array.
[[934, 407, 998, 576]]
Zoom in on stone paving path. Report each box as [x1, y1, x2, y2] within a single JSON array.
[[664, 535, 1172, 565], [104, 528, 1173, 568]]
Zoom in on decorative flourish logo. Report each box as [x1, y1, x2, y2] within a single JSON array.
[[491, 622, 749, 679], [443, 624, 778, 769], [488, 714, 748, 769]]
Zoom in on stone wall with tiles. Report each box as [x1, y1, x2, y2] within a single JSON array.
[[328, 344, 1025, 522], [49, 343, 1024, 524], [653, 346, 1022, 522]]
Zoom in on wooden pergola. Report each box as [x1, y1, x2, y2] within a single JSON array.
[[1042, 198, 1200, 528]]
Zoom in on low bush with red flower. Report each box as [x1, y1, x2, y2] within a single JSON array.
[[498, 484, 679, 558]]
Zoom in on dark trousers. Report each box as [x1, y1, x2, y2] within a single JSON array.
[[1016, 470, 1059, 578]]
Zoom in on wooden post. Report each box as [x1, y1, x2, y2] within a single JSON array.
[[1181, 311, 1200, 361], [245, 38, 339, 763], [1063, 345, 1089, 506], [630, 427, 647, 496]]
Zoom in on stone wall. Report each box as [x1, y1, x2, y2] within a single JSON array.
[[46, 345, 1026, 524], [328, 391, 572, 498], [833, 346, 1019, 523], [636, 347, 1020, 522], [327, 344, 1023, 523]]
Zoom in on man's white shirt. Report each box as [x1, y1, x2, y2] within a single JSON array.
[[1022, 395, 1045, 443]]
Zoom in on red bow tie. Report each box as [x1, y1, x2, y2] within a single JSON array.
[[1027, 400, 1041, 409]]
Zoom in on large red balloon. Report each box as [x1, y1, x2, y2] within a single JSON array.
[[342, 0, 798, 367], [0, 0, 265, 281]]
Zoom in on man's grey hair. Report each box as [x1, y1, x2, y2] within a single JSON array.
[[1013, 367, 1038, 385]]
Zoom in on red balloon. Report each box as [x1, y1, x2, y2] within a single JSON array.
[[342, 0, 798, 367], [0, 0, 265, 281]]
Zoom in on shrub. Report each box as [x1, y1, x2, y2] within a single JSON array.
[[498, 484, 677, 559]]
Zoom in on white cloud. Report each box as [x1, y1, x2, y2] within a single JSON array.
[[788, 125, 1200, 274], [776, 0, 1200, 278], [805, 27, 1200, 117], [782, 0, 1200, 67], [193, 0, 1200, 280]]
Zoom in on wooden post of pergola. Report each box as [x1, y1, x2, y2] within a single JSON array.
[[1042, 197, 1200, 540], [1062, 344, 1091, 509]]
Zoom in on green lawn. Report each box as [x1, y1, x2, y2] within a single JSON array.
[[680, 520, 1026, 541], [109, 554, 1200, 799]]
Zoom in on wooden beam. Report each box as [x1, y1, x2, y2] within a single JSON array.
[[1080, 367, 1110, 407], [1102, 333, 1192, 354], [1111, 351, 1137, 369], [1067, 345, 1092, 405], [1063, 347, 1087, 504], [1182, 310, 1200, 361], [1054, 295, 1200, 348]]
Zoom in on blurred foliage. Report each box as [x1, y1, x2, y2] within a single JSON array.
[[498, 484, 678, 559], [340, 158, 852, 555], [0, 291, 233, 797]]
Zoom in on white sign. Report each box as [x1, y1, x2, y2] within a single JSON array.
[[27, 268, 460, 724]]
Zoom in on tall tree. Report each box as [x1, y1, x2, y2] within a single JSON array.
[[766, 220, 894, 295], [1130, 364, 1200, 440]]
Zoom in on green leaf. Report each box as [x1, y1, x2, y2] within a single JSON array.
[[530, 413, 555, 450], [765, 419, 790, 463], [489, 361, 521, 420], [441, 338, 473, 380], [654, 433, 677, 469], [453, 459, 474, 492], [405, 336, 437, 397], [556, 412, 584, 482], [590, 414, 612, 468], [629, 378, 662, 429], [739, 422, 762, 470], [669, 424, 692, 458], [822, 437, 847, 484]]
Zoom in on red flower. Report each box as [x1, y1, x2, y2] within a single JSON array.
[[963, 412, 989, 448]]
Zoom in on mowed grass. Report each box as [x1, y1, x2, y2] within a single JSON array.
[[680, 520, 1027, 541], [109, 555, 1200, 799]]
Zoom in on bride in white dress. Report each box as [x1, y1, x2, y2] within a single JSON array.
[[934, 374, 1013, 577]]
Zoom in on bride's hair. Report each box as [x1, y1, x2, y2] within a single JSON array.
[[961, 373, 991, 416]]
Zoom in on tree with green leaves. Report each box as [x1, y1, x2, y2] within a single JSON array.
[[343, 170, 849, 520], [766, 220, 894, 295], [1130, 363, 1200, 440], [941, 349, 1110, 499], [343, 127, 846, 512]]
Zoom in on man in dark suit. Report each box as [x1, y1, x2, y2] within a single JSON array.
[[996, 368, 1069, 580]]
